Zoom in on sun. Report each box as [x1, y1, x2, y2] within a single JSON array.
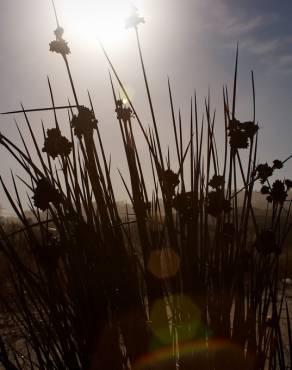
[[59, 0, 144, 46]]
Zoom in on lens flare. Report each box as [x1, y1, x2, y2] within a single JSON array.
[[148, 248, 181, 279], [149, 295, 202, 345], [134, 339, 250, 370], [118, 85, 136, 104]]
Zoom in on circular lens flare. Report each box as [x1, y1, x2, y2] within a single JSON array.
[[148, 295, 202, 345], [148, 248, 181, 279]]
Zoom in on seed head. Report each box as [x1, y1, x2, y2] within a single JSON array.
[[162, 169, 179, 198], [33, 178, 61, 211], [273, 159, 283, 169], [208, 174, 225, 190], [228, 119, 258, 150], [71, 106, 97, 139], [42, 128, 72, 159], [206, 190, 231, 217], [255, 163, 274, 184], [125, 7, 145, 29], [270, 180, 287, 204], [50, 27, 70, 56], [115, 100, 134, 122]]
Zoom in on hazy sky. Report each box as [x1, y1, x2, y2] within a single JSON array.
[[0, 0, 292, 215]]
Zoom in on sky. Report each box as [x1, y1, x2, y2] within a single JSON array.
[[0, 0, 292, 215]]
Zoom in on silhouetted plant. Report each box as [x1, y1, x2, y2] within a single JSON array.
[[32, 178, 61, 211], [0, 2, 291, 370], [70, 106, 97, 139], [125, 6, 145, 30], [42, 127, 72, 158], [49, 27, 70, 56], [228, 118, 258, 149], [255, 162, 274, 183]]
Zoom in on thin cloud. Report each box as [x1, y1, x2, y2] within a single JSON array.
[[269, 53, 292, 74], [241, 39, 281, 56], [222, 14, 278, 35], [198, 0, 278, 36], [197, 0, 292, 75], [278, 54, 292, 66], [221, 36, 292, 75], [237, 39, 292, 74]]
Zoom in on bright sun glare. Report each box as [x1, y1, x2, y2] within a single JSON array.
[[60, 0, 143, 46]]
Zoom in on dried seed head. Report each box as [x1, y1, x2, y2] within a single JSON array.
[[33, 178, 61, 211], [273, 159, 283, 169], [115, 100, 134, 122], [173, 192, 194, 220], [49, 39, 70, 56], [269, 180, 287, 204], [54, 26, 64, 40], [206, 190, 231, 217], [42, 128, 72, 159], [285, 179, 292, 190], [162, 169, 180, 198], [260, 185, 270, 195], [228, 119, 258, 150], [208, 174, 225, 190], [50, 26, 70, 56], [125, 7, 145, 29], [70, 106, 97, 139], [255, 163, 274, 184]]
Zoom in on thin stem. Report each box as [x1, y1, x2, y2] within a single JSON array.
[[134, 27, 164, 168], [51, 0, 60, 28], [63, 55, 79, 107]]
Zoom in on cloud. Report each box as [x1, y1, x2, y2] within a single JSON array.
[[222, 13, 278, 35], [278, 54, 292, 66], [222, 38, 284, 60], [269, 53, 292, 74], [196, 0, 292, 74], [237, 39, 292, 75], [219, 35, 292, 76], [240, 39, 281, 56], [197, 0, 278, 36]]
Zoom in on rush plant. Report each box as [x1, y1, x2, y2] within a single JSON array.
[[0, 2, 291, 370]]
